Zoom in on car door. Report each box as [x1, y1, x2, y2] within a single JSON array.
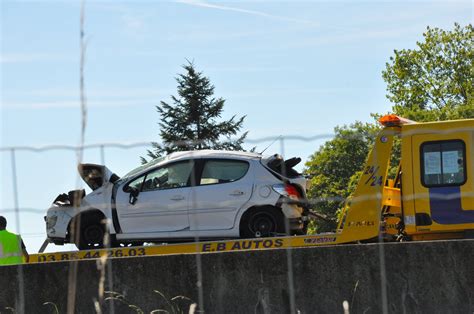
[[115, 160, 195, 234], [189, 159, 253, 231]]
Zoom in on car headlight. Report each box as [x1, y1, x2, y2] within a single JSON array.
[[46, 215, 58, 229]]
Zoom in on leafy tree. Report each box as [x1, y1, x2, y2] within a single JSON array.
[[383, 23, 473, 121], [304, 122, 379, 232], [381, 23, 473, 177], [305, 24, 473, 233], [142, 61, 248, 163]]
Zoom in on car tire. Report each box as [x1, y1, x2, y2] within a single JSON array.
[[71, 214, 106, 250], [77, 223, 105, 250], [240, 207, 284, 238]]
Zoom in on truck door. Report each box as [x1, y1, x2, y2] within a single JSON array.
[[412, 130, 474, 232]]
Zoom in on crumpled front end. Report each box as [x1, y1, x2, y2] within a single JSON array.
[[45, 189, 85, 245], [45, 207, 74, 244]]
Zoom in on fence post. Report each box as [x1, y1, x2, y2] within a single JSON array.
[[279, 137, 297, 314], [10, 148, 25, 313], [100, 145, 105, 165]]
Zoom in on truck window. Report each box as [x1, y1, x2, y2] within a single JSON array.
[[421, 140, 466, 187]]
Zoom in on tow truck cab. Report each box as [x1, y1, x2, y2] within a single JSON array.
[[381, 116, 474, 240]]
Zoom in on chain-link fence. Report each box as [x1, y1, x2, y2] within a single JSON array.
[[0, 134, 335, 253]]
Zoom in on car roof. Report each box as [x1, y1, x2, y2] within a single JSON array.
[[122, 150, 262, 179], [167, 149, 262, 161]]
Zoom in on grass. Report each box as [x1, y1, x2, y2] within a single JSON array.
[[102, 290, 200, 314]]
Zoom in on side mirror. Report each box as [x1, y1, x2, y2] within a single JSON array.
[[127, 187, 140, 205]]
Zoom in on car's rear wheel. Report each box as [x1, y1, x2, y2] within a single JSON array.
[[240, 207, 284, 238]]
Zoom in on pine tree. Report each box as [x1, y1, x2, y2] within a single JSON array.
[[141, 61, 248, 163]]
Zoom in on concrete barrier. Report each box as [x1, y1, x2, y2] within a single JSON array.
[[1, 240, 473, 313]]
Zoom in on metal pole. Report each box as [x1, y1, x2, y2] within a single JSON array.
[[67, 1, 87, 312], [280, 138, 296, 314], [101, 145, 115, 313], [11, 149, 25, 313], [100, 145, 105, 165], [375, 142, 389, 314]]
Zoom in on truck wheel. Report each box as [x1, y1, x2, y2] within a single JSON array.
[[241, 207, 284, 238]]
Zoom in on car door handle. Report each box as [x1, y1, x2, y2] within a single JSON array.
[[230, 190, 245, 196], [170, 195, 185, 201]]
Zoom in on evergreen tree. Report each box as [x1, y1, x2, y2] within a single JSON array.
[[141, 61, 248, 163]]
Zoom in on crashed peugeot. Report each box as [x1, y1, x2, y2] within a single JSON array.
[[45, 150, 309, 250]]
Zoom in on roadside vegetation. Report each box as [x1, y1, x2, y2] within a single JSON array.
[[305, 23, 473, 233]]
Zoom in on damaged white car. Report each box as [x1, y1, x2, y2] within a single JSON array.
[[45, 150, 309, 250]]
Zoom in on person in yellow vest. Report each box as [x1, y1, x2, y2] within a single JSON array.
[[0, 216, 29, 265]]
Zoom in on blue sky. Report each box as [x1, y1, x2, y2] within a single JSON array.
[[1, 0, 472, 252]]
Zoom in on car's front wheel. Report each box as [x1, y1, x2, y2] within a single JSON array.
[[70, 213, 107, 250], [240, 207, 284, 238], [79, 223, 105, 249]]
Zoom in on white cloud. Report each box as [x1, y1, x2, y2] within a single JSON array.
[[0, 53, 71, 64], [88, 3, 149, 38], [1, 86, 363, 110], [223, 87, 367, 99], [24, 87, 172, 99], [205, 65, 300, 73], [123, 15, 146, 31], [2, 98, 157, 110], [176, 0, 320, 27]]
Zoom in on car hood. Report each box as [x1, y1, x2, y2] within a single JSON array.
[[78, 163, 120, 191]]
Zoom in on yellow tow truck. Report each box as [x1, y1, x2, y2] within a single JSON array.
[[377, 114, 474, 241], [336, 114, 474, 243], [29, 114, 474, 263]]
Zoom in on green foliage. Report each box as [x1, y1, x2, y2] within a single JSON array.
[[305, 24, 473, 233], [382, 23, 473, 178], [304, 122, 380, 232], [142, 61, 248, 164], [382, 23, 473, 121]]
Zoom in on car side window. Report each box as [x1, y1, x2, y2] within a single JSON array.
[[142, 161, 194, 192], [200, 160, 249, 185], [421, 140, 466, 187], [127, 175, 145, 191]]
